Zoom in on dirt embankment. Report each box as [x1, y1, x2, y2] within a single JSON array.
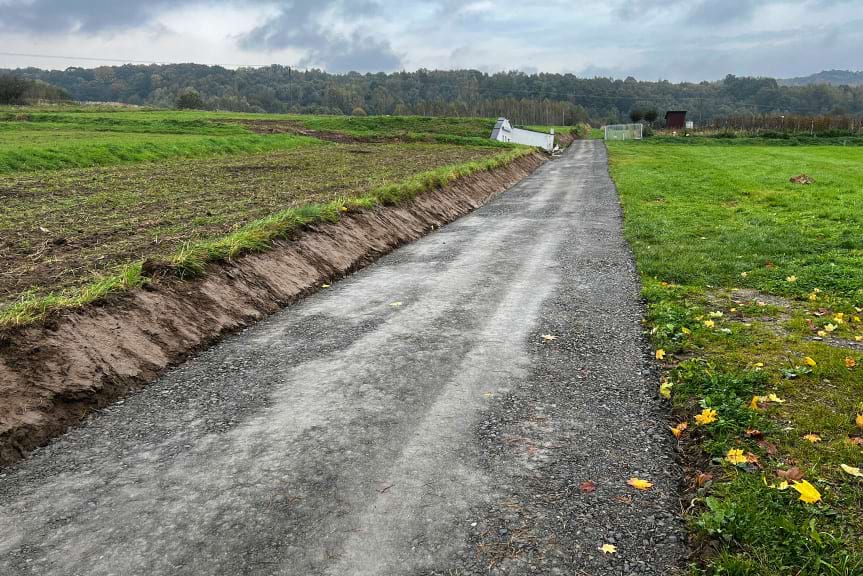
[[0, 152, 546, 469]]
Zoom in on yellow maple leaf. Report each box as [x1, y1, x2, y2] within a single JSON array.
[[793, 480, 822, 504], [600, 543, 617, 554], [703, 320, 715, 329], [659, 381, 673, 400], [846, 357, 858, 369], [725, 448, 748, 465], [740, 271, 749, 278], [655, 348, 666, 360], [856, 413, 863, 429], [749, 396, 762, 411], [766, 393, 785, 404], [809, 292, 818, 301], [627, 477, 653, 490], [671, 422, 688, 438], [803, 434, 822, 443], [786, 275, 798, 283], [803, 356, 817, 367], [709, 311, 724, 318], [824, 323, 837, 333], [681, 327, 691, 335], [856, 336, 863, 342], [841, 464, 863, 478], [817, 330, 827, 337], [695, 408, 718, 426], [854, 316, 862, 323]]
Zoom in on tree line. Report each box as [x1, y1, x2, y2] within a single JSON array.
[[0, 74, 71, 105], [5, 64, 863, 124]]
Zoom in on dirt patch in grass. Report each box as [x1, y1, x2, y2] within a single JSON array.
[[0, 143, 500, 308], [0, 152, 545, 469], [225, 119, 384, 143]]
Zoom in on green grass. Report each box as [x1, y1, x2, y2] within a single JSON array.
[[609, 139, 863, 575], [0, 109, 510, 172]]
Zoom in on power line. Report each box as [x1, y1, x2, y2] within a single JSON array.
[[0, 51, 277, 69]]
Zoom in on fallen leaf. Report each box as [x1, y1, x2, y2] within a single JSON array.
[[740, 271, 749, 278], [655, 348, 666, 360], [787, 275, 798, 283], [659, 381, 673, 400], [804, 356, 818, 367], [709, 311, 724, 318], [746, 452, 761, 465], [817, 330, 828, 338], [695, 408, 718, 426], [847, 437, 863, 446], [766, 393, 785, 404], [703, 320, 715, 329], [857, 414, 863, 430], [390, 301, 403, 307], [757, 440, 778, 456], [670, 422, 688, 438], [579, 480, 597, 493], [627, 478, 653, 491], [846, 357, 858, 369], [695, 472, 713, 487], [600, 543, 617, 554], [681, 327, 691, 335], [749, 396, 762, 411], [321, 284, 331, 288], [840, 464, 863, 478], [767, 479, 790, 490], [793, 480, 822, 504], [542, 334, 557, 341], [776, 466, 804, 482], [745, 429, 764, 439], [825, 323, 837, 333], [803, 434, 822, 443], [725, 448, 748, 465]]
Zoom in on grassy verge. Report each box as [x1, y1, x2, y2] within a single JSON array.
[[0, 146, 534, 329], [608, 139, 863, 575]]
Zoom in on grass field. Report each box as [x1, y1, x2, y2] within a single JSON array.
[[609, 139, 863, 575], [0, 109, 509, 172], [0, 108, 538, 326]]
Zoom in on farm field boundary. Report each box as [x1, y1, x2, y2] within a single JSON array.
[[0, 150, 546, 469]]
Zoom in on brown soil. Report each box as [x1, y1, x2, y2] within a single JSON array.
[[224, 119, 385, 143], [0, 152, 545, 469]]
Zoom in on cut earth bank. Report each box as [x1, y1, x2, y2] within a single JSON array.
[[0, 151, 549, 469]]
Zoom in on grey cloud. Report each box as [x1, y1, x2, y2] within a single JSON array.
[[238, 1, 402, 72], [0, 0, 184, 32]]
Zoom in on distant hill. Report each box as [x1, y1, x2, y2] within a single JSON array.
[[779, 70, 863, 87]]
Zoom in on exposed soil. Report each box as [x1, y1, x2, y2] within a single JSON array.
[[0, 143, 498, 306], [223, 119, 387, 143], [0, 152, 546, 469]]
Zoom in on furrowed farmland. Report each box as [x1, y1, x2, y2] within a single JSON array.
[[0, 109, 530, 326], [608, 138, 863, 574]]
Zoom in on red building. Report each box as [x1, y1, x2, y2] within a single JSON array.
[[665, 111, 687, 129]]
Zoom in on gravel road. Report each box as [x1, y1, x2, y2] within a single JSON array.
[[0, 141, 684, 576]]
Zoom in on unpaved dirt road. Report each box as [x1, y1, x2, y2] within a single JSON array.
[[0, 141, 684, 576]]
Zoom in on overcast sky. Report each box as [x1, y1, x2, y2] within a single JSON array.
[[0, 0, 860, 81]]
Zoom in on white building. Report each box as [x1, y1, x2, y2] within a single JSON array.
[[490, 118, 555, 151]]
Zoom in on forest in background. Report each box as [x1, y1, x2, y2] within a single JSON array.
[[4, 64, 863, 125]]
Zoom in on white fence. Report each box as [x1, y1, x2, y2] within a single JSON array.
[[604, 124, 643, 141]]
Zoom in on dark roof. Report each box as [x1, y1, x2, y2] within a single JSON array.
[[665, 110, 687, 117]]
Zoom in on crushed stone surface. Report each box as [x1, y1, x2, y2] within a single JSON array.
[[0, 141, 685, 575]]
